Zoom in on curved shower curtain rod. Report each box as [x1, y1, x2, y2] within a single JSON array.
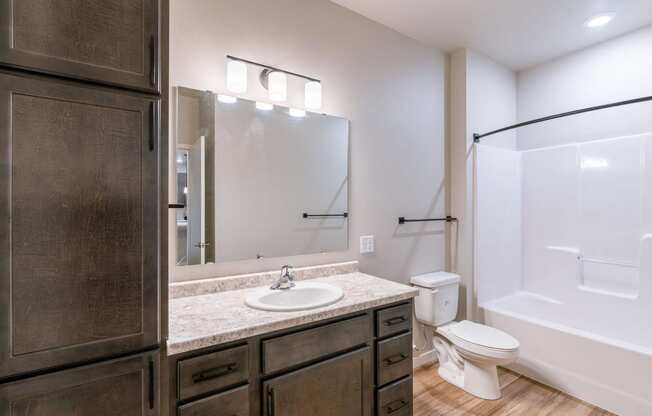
[[473, 94, 652, 143]]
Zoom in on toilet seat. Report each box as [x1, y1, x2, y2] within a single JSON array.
[[437, 321, 519, 359], [450, 320, 520, 350]]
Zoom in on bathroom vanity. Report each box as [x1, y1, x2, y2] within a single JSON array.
[[167, 268, 417, 416], [168, 28, 416, 416]]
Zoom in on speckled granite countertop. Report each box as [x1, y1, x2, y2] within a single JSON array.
[[167, 272, 418, 356]]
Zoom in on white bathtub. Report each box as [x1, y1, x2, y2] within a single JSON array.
[[481, 292, 652, 416]]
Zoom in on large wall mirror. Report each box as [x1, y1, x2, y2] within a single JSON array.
[[174, 87, 349, 266]]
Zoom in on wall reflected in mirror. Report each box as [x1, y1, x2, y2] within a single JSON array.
[[175, 149, 188, 265], [174, 87, 349, 266]]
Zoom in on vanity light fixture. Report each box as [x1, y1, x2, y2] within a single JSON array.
[[226, 60, 247, 93], [256, 101, 274, 111], [289, 108, 306, 118], [585, 13, 614, 28], [217, 94, 237, 104], [305, 81, 322, 110], [225, 55, 322, 108], [268, 71, 287, 102]]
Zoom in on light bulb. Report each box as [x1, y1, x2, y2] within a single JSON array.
[[304, 81, 322, 110], [226, 60, 247, 93], [268, 71, 287, 102]]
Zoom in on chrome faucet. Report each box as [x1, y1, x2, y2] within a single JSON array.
[[270, 265, 295, 290]]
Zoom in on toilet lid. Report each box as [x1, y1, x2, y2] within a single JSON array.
[[449, 321, 519, 351]]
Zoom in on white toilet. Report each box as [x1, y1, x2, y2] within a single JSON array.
[[411, 271, 520, 400]]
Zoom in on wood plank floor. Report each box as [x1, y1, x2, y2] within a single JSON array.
[[413, 365, 615, 415]]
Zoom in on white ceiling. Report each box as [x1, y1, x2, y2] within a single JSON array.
[[329, 0, 652, 70]]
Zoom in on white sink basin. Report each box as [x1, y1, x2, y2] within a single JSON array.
[[244, 282, 344, 312]]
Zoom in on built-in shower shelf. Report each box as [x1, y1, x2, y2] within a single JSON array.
[[579, 257, 639, 299], [577, 285, 638, 300]]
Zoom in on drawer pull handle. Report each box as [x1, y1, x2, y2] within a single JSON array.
[[148, 358, 155, 410], [192, 363, 237, 383], [267, 386, 276, 416], [150, 35, 158, 87], [385, 399, 408, 414], [383, 353, 408, 366], [149, 101, 157, 152], [384, 316, 407, 326]]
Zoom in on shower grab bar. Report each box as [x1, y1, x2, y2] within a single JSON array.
[[398, 216, 457, 225], [302, 212, 348, 219]]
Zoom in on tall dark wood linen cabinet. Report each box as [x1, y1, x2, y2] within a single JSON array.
[[0, 1, 169, 415]]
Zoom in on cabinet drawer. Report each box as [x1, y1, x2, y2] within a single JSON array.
[[376, 303, 412, 338], [377, 377, 412, 416], [177, 345, 249, 401], [262, 314, 371, 375], [376, 333, 412, 386], [177, 385, 249, 416]]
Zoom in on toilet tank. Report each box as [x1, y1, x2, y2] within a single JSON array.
[[411, 272, 461, 327]]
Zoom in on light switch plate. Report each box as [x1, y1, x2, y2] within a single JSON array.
[[360, 235, 375, 254]]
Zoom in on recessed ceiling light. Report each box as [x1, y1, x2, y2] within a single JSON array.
[[585, 13, 614, 28]]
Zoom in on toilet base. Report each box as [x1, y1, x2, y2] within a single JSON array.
[[437, 360, 465, 389], [433, 336, 466, 390], [433, 336, 504, 400], [463, 359, 501, 400]]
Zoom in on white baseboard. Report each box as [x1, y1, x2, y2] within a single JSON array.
[[413, 348, 437, 369]]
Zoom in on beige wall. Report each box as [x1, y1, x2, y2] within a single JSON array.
[[449, 49, 517, 320], [517, 25, 652, 149], [170, 0, 448, 283], [467, 52, 517, 150], [449, 50, 472, 319]]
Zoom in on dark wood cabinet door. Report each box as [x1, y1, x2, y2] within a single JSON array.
[[0, 0, 160, 92], [0, 71, 160, 380], [0, 351, 159, 416], [263, 348, 372, 416]]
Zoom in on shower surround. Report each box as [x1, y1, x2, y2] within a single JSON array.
[[475, 133, 652, 416]]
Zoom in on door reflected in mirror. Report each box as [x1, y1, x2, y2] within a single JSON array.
[[174, 87, 349, 266]]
